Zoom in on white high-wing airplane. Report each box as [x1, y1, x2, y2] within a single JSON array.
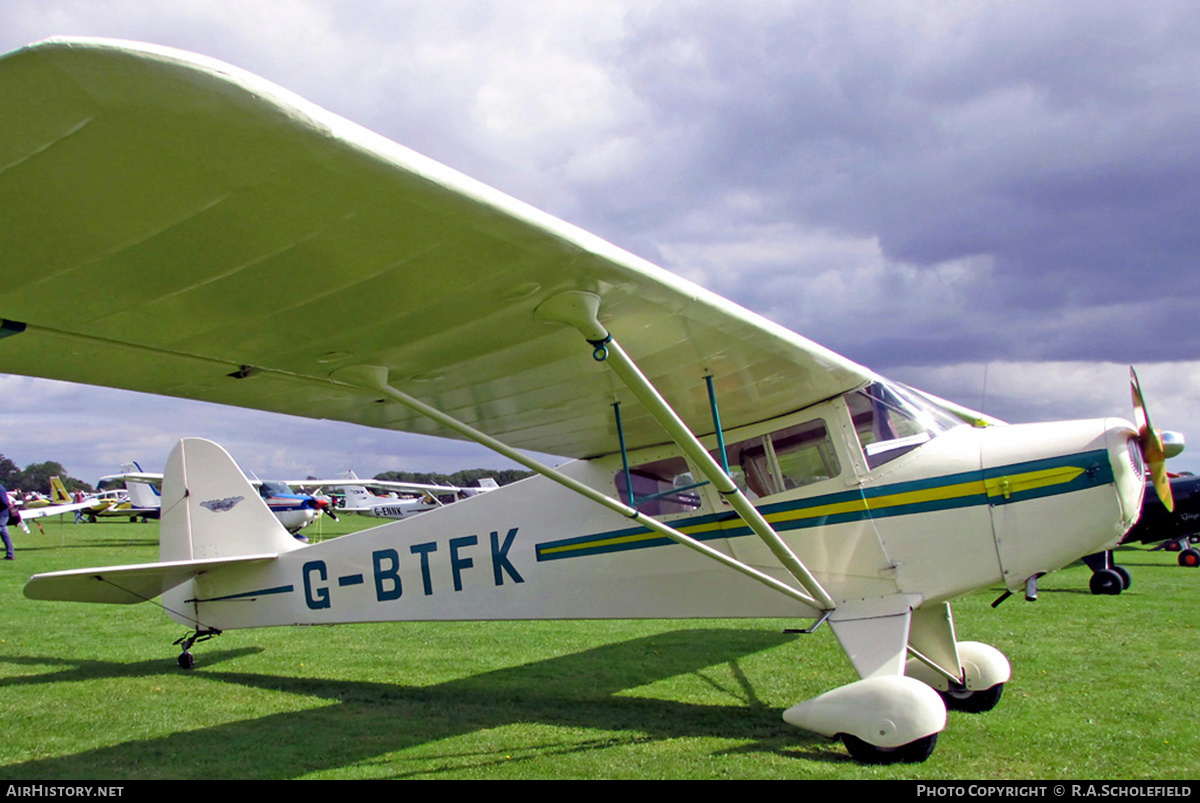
[[317, 471, 494, 519], [92, 463, 164, 522], [0, 38, 1179, 764]]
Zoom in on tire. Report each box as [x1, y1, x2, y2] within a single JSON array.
[[943, 683, 1004, 713], [842, 733, 938, 764], [1179, 548, 1200, 568], [1089, 568, 1124, 595], [1112, 565, 1132, 590]]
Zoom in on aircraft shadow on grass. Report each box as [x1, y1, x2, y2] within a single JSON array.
[[1, 628, 836, 779]]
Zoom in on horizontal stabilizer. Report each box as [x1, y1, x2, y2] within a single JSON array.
[[23, 553, 278, 604]]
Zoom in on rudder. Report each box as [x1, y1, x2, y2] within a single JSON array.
[[121, 461, 163, 511], [49, 476, 71, 503]]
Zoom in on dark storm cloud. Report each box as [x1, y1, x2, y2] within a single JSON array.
[[550, 2, 1200, 370]]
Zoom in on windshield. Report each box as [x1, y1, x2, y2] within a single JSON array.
[[848, 380, 963, 468]]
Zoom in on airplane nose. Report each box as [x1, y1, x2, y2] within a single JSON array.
[[1105, 417, 1147, 537], [985, 418, 1146, 591]]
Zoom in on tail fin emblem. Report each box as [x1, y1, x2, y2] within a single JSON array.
[[200, 496, 245, 513]]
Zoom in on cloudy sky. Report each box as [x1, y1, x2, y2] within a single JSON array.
[[2, 0, 1199, 484]]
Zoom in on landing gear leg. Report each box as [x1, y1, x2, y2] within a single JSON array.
[[173, 628, 221, 670]]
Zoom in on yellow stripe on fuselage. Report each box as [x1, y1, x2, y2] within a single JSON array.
[[538, 463, 1089, 559]]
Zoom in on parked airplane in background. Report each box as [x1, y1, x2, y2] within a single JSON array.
[[1081, 435, 1190, 594], [1122, 474, 1200, 566], [92, 464, 162, 523], [100, 465, 336, 538], [253, 479, 337, 537], [12, 477, 74, 510], [316, 471, 497, 519], [3, 38, 1182, 764], [6, 480, 95, 529]]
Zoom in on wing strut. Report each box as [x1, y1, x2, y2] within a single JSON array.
[[534, 291, 837, 612], [329, 364, 827, 612]]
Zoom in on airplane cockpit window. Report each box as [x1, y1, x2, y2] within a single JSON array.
[[848, 381, 962, 468], [259, 481, 292, 498], [614, 455, 704, 516], [718, 419, 840, 499]]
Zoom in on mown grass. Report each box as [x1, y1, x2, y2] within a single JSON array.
[[0, 515, 1196, 780]]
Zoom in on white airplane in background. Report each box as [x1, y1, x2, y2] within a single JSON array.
[[92, 463, 163, 522], [318, 471, 496, 519], [1, 39, 1183, 764]]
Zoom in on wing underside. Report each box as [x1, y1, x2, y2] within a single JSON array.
[[0, 38, 873, 458]]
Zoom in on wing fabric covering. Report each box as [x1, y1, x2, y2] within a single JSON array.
[[0, 38, 874, 458]]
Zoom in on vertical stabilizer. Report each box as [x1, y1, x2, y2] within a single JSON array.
[[49, 476, 71, 503], [120, 461, 163, 511], [339, 483, 379, 510], [159, 438, 303, 563]]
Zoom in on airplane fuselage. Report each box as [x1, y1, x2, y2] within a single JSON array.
[[165, 385, 1144, 633]]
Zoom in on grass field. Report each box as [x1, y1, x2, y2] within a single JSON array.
[[1, 514, 1196, 780]]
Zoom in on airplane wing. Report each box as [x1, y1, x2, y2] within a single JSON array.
[[0, 37, 877, 459], [97, 472, 163, 486], [298, 478, 463, 494], [15, 499, 96, 520]]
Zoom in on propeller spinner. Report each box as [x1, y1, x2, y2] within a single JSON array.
[[1130, 367, 1178, 512]]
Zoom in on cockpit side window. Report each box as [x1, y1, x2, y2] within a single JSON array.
[[848, 381, 961, 468], [612, 418, 843, 513], [614, 455, 704, 516], [719, 418, 840, 499]]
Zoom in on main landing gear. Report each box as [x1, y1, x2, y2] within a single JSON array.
[[1158, 538, 1200, 566], [174, 628, 220, 669], [842, 733, 939, 765], [1083, 552, 1133, 595], [783, 676, 948, 765], [941, 680, 1004, 713], [786, 641, 1010, 765], [1089, 565, 1131, 595]]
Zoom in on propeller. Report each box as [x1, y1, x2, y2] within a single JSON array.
[[1130, 367, 1175, 512], [314, 496, 339, 522]]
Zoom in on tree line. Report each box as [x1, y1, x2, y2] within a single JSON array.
[[0, 455, 94, 495]]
